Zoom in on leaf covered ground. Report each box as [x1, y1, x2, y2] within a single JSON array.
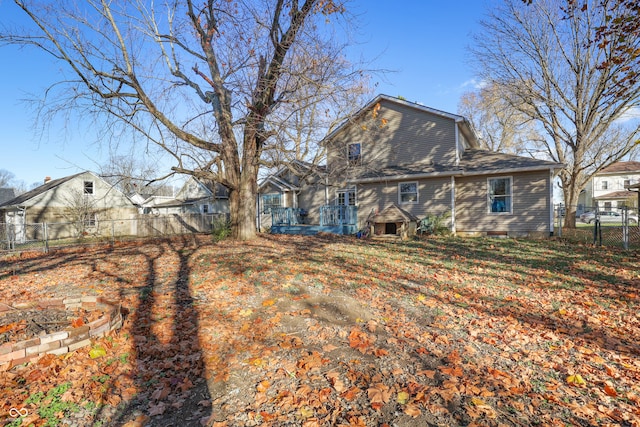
[[1, 234, 640, 427]]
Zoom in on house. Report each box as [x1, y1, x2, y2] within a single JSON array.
[[0, 188, 16, 206], [261, 95, 564, 238], [578, 161, 640, 214], [258, 160, 326, 230], [137, 176, 229, 215], [0, 171, 138, 242]]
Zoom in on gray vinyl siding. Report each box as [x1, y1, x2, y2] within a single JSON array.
[[455, 171, 551, 234], [298, 182, 327, 225], [355, 177, 453, 229], [327, 99, 458, 177]]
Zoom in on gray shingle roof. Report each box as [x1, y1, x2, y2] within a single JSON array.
[[0, 173, 83, 208], [0, 188, 17, 205], [349, 150, 563, 183], [599, 161, 640, 174], [459, 149, 562, 174]]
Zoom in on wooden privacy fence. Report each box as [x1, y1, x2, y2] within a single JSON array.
[[0, 213, 229, 253]]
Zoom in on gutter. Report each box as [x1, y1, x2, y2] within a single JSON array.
[[348, 165, 562, 185]]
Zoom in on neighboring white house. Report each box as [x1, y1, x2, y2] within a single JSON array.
[[578, 161, 640, 213], [135, 176, 230, 215], [0, 171, 138, 242]]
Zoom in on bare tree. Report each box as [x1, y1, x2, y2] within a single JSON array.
[[1, 0, 368, 240], [99, 154, 175, 196], [473, 0, 640, 226], [458, 82, 544, 156], [62, 188, 100, 238], [522, 0, 640, 98], [0, 169, 16, 188]]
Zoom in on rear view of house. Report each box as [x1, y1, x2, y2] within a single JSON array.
[[260, 95, 563, 238]]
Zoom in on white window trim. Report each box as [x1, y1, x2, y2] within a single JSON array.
[[487, 176, 513, 215], [83, 212, 98, 228], [336, 187, 357, 206], [398, 181, 419, 205], [262, 193, 282, 213], [83, 180, 95, 196], [347, 142, 362, 165]]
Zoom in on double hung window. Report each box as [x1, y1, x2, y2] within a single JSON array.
[[488, 177, 512, 213], [399, 182, 418, 204]]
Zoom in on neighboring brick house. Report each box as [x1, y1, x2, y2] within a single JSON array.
[[260, 95, 564, 238], [578, 161, 640, 214]]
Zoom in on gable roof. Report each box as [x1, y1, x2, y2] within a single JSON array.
[[370, 204, 419, 223], [594, 190, 636, 200], [0, 173, 84, 208], [177, 176, 229, 199], [258, 160, 326, 192], [322, 94, 480, 148], [599, 161, 640, 174]]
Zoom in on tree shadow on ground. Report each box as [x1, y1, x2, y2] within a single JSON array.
[[102, 236, 212, 426]]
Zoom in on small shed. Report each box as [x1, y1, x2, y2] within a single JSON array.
[[369, 204, 418, 240]]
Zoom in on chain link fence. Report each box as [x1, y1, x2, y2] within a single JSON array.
[[554, 204, 640, 249], [0, 213, 229, 254]]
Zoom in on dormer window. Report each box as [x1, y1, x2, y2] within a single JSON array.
[[348, 143, 362, 165]]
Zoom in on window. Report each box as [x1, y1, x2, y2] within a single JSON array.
[[348, 143, 361, 165], [337, 189, 356, 206], [624, 179, 631, 188], [82, 213, 97, 227], [604, 202, 612, 211], [601, 181, 608, 190], [83, 181, 94, 195], [488, 177, 512, 213], [399, 182, 418, 204], [262, 193, 281, 213], [203, 204, 209, 214]]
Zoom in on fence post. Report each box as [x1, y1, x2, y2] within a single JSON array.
[[557, 204, 563, 238], [111, 220, 115, 245], [623, 206, 629, 250], [43, 223, 49, 253]]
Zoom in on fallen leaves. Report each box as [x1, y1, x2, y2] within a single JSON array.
[[367, 383, 391, 410], [2, 235, 640, 426], [566, 374, 587, 386]]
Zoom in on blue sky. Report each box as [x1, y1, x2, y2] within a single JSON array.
[[0, 0, 489, 187]]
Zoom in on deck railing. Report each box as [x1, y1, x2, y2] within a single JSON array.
[[270, 207, 307, 226], [320, 205, 357, 226]]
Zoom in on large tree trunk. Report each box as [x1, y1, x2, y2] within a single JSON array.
[[228, 172, 258, 241]]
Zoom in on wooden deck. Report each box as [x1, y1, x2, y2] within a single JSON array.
[[270, 206, 358, 236]]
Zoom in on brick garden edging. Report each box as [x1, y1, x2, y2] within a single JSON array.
[[0, 296, 122, 366]]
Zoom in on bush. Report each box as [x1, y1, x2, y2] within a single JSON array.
[[417, 212, 451, 236], [211, 217, 231, 241]]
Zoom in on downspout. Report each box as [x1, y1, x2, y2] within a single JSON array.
[[452, 121, 461, 234], [450, 176, 456, 235], [256, 194, 261, 232], [325, 176, 329, 205], [549, 169, 555, 236], [454, 120, 461, 167]]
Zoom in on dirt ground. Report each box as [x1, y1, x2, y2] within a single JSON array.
[[1, 234, 640, 426]]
